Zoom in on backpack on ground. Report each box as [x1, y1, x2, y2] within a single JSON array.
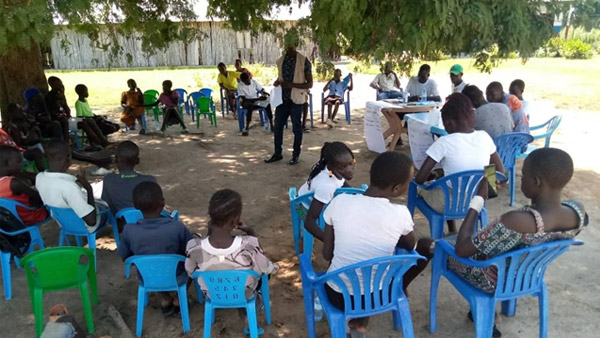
[[0, 206, 32, 257]]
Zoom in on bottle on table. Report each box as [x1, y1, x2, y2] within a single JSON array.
[[421, 87, 427, 102], [403, 90, 409, 103], [314, 293, 323, 321]]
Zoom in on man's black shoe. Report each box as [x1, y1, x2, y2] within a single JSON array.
[[289, 157, 299, 165], [264, 154, 283, 163]]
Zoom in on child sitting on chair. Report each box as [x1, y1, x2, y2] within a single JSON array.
[[35, 140, 107, 233], [74, 84, 118, 149], [486, 81, 529, 134], [0, 146, 48, 225], [101, 141, 156, 215], [297, 142, 355, 243], [120, 79, 146, 134], [145, 80, 188, 134], [449, 148, 587, 337], [117, 181, 193, 317], [185, 189, 278, 303], [322, 151, 433, 335], [415, 93, 505, 233], [237, 72, 273, 135], [322, 69, 353, 127]]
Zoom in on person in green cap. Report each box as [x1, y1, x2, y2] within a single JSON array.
[[450, 64, 468, 93]]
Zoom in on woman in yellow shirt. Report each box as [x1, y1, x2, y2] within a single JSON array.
[[217, 62, 240, 117]]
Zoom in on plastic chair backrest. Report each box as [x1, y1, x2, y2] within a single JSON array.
[[188, 92, 203, 104], [199, 88, 214, 98], [494, 132, 534, 168], [0, 198, 28, 224], [491, 239, 574, 298], [192, 269, 259, 307], [299, 252, 422, 316], [195, 97, 212, 112], [423, 170, 485, 217], [173, 88, 187, 103], [20, 247, 94, 290], [48, 207, 88, 236], [125, 254, 185, 290], [535, 115, 562, 147]]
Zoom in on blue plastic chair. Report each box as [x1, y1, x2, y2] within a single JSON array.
[[48, 206, 120, 270], [407, 170, 488, 239], [115, 207, 179, 224], [430, 239, 578, 338], [517, 115, 562, 159], [0, 199, 49, 300], [199, 87, 214, 99], [494, 133, 534, 206], [124, 254, 190, 336], [299, 252, 424, 338], [321, 88, 351, 124], [219, 87, 235, 117], [288, 185, 367, 256], [192, 270, 271, 338], [173, 88, 189, 115]]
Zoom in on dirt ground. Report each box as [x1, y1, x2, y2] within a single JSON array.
[[1, 75, 599, 338]]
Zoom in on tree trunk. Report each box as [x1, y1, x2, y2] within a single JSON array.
[[0, 40, 48, 122]]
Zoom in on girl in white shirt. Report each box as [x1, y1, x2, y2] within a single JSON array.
[[297, 142, 355, 243]]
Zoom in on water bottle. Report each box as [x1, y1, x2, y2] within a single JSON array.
[[314, 293, 323, 321], [421, 87, 427, 103], [403, 90, 409, 103]]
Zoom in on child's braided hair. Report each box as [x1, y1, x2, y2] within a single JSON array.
[[306, 142, 354, 189], [208, 189, 242, 227]]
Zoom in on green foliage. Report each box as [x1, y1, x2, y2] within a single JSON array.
[[349, 61, 380, 75], [314, 60, 334, 81], [0, 0, 54, 51], [246, 63, 278, 85], [571, 27, 600, 52], [538, 37, 565, 57], [563, 39, 594, 58], [572, 0, 600, 30]]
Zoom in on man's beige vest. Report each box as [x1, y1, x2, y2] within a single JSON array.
[[276, 52, 308, 105]]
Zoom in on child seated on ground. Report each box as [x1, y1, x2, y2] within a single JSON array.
[[101, 141, 156, 215], [36, 139, 106, 232], [322, 69, 353, 127], [0, 146, 48, 225], [486, 81, 529, 133], [120, 79, 146, 134], [297, 142, 355, 243], [118, 181, 193, 317], [322, 151, 433, 335], [185, 189, 278, 309], [237, 72, 273, 135], [448, 148, 587, 337], [74, 84, 118, 149], [415, 93, 505, 233], [145, 80, 188, 134]]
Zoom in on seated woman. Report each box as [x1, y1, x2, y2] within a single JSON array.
[[297, 142, 355, 243], [322, 69, 353, 127], [486, 81, 529, 133], [449, 147, 587, 336], [462, 85, 513, 139], [120, 79, 146, 135], [415, 93, 505, 233], [145, 80, 188, 134]]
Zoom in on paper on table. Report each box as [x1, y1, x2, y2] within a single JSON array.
[[407, 118, 437, 170], [364, 101, 390, 153], [270, 86, 283, 109]]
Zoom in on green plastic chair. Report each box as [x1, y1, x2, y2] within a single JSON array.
[[143, 90, 161, 122], [20, 247, 98, 338], [194, 96, 217, 128]]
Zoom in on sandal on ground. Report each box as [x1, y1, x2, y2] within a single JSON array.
[[467, 311, 502, 337], [348, 320, 368, 334], [49, 304, 68, 322]]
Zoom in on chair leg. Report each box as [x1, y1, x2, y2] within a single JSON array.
[[79, 280, 95, 334], [88, 234, 97, 272], [345, 102, 351, 124], [429, 254, 442, 333], [136, 287, 146, 337], [329, 312, 347, 338], [260, 274, 271, 324], [33, 287, 44, 338], [74, 235, 83, 247], [430, 214, 444, 240], [301, 285, 317, 338], [1, 252, 12, 300], [501, 299, 517, 317], [539, 285, 548, 338], [203, 302, 213, 338], [178, 285, 191, 334], [510, 167, 516, 206], [394, 298, 415, 338], [109, 215, 120, 247], [194, 279, 204, 304], [246, 301, 260, 338], [471, 298, 496, 338]]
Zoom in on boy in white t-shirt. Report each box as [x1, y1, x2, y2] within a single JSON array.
[[297, 142, 355, 243], [415, 93, 505, 232], [237, 72, 273, 135], [322, 151, 433, 334], [405, 64, 441, 102]]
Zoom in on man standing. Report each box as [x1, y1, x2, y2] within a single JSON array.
[[449, 64, 468, 93], [265, 30, 313, 165], [370, 62, 402, 100]]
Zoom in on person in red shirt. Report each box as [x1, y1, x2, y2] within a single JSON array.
[[0, 146, 48, 225]]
